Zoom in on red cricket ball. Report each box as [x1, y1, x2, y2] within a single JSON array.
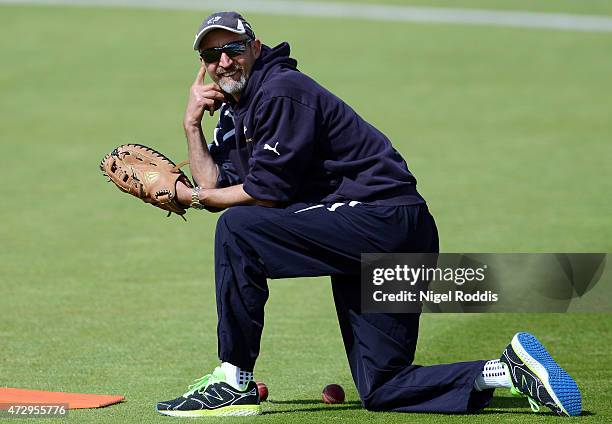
[[256, 381, 268, 402], [322, 384, 345, 404]]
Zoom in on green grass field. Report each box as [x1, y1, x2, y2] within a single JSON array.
[[1, 2, 611, 423]]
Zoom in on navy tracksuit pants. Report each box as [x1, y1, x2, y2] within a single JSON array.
[[214, 202, 493, 413]]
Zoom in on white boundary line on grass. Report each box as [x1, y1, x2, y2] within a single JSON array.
[[2, 0, 612, 33]]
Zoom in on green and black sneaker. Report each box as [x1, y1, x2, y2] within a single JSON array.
[[500, 332, 581, 416], [156, 367, 261, 417]]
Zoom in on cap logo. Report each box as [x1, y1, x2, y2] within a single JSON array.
[[207, 16, 222, 25], [236, 19, 245, 32]]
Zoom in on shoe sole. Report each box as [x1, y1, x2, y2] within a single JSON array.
[[157, 404, 262, 417], [511, 332, 581, 416]]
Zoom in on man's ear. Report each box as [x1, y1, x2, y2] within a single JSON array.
[[251, 38, 262, 59]]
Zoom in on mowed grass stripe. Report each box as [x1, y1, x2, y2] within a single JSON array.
[[3, 0, 612, 32]]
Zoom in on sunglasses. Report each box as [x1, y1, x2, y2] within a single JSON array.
[[199, 39, 251, 63]]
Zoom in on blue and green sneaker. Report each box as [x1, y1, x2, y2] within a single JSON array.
[[500, 332, 581, 416], [156, 367, 261, 417]]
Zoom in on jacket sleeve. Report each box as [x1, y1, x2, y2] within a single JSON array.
[[209, 104, 242, 189], [243, 97, 317, 203], [202, 105, 242, 213]]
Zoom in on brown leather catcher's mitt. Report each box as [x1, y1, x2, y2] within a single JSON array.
[[100, 144, 193, 218]]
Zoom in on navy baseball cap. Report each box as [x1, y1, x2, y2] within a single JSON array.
[[193, 11, 255, 50]]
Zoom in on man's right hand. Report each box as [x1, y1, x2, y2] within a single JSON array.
[[184, 63, 226, 127]]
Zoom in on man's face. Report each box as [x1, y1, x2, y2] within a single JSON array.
[[198, 29, 261, 96]]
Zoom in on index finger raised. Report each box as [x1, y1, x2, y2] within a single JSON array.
[[194, 62, 206, 85]]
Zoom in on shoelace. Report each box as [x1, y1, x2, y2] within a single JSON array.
[[183, 367, 224, 397]]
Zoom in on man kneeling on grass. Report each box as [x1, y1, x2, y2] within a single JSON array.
[[156, 11, 582, 417]]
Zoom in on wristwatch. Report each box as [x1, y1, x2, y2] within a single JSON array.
[[190, 186, 207, 210]]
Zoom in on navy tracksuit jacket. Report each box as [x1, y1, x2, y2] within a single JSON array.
[[209, 42, 492, 413]]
